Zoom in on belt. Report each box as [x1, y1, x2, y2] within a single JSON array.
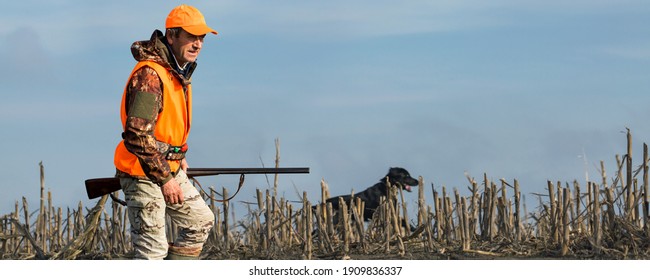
[[166, 143, 188, 160]]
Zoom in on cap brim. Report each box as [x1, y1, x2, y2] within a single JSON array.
[[182, 25, 218, 36]]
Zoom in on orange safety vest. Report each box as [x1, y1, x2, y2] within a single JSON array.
[[114, 61, 192, 176]]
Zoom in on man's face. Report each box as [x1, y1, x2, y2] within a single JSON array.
[[167, 29, 206, 66]]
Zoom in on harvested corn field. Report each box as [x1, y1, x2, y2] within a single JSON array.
[[2, 129, 650, 260]]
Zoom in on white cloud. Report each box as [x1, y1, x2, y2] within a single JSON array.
[[0, 1, 170, 54], [207, 1, 505, 40], [1, 27, 51, 71], [204, 0, 649, 39], [1, 0, 647, 53], [595, 43, 650, 60]]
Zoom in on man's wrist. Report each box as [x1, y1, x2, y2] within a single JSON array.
[[159, 174, 174, 186]]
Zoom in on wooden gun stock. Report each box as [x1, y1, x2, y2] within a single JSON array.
[[84, 167, 310, 199]]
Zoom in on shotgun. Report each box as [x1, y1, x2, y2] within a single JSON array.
[[85, 167, 310, 199]]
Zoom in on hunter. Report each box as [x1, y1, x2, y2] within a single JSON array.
[[113, 4, 217, 260]]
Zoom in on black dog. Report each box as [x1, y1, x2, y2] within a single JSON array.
[[321, 167, 418, 224]]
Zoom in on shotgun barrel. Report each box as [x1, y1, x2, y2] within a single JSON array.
[[84, 167, 310, 199]]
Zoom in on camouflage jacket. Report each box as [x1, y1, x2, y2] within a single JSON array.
[[117, 30, 197, 186]]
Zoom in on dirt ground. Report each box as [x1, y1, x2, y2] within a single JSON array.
[[199, 237, 633, 260]]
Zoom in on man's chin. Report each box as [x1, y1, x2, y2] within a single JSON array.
[[185, 53, 199, 63]]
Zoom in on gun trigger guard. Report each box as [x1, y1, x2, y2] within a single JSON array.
[[110, 193, 127, 206]]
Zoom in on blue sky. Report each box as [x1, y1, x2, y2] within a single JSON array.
[[1, 1, 649, 217]]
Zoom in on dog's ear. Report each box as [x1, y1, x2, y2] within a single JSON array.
[[384, 167, 397, 181]]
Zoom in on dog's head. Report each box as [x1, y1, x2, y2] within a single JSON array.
[[383, 167, 419, 192]]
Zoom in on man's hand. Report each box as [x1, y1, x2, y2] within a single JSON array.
[[161, 178, 184, 205]]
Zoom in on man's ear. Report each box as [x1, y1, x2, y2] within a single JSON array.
[[165, 32, 174, 46]]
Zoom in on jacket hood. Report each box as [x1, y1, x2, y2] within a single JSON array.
[[130, 30, 196, 84]]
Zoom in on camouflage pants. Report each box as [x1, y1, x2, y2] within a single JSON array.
[[120, 169, 215, 260]]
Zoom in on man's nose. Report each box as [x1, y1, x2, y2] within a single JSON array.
[[193, 39, 202, 48]]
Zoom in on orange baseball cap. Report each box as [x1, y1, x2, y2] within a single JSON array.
[[165, 4, 218, 36]]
